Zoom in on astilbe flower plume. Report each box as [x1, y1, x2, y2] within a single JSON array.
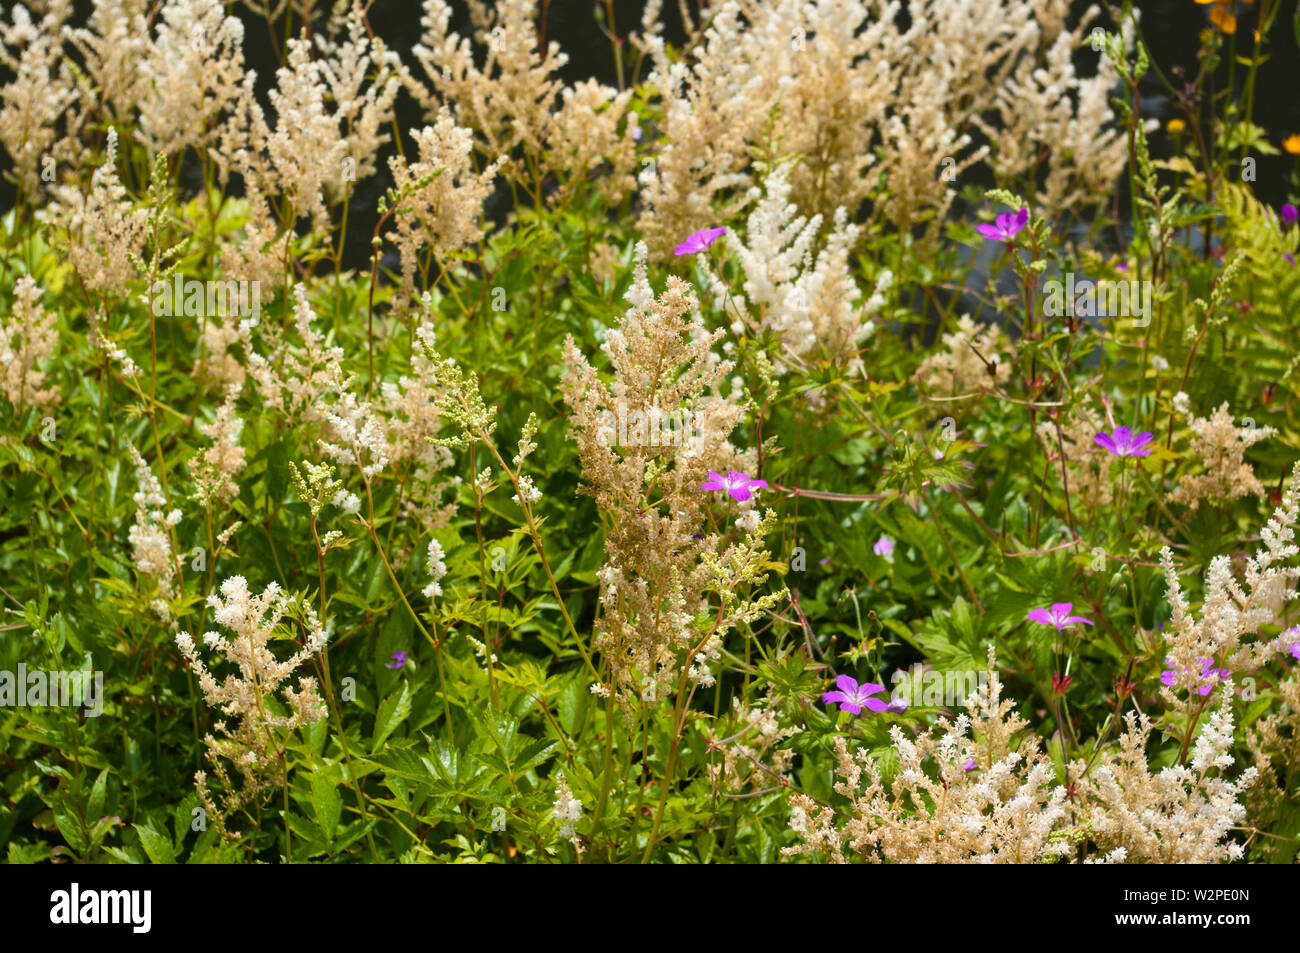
[[786, 648, 1259, 863], [0, 275, 59, 408], [561, 242, 785, 703], [1159, 461, 1300, 719], [174, 576, 329, 840], [700, 164, 891, 377], [1169, 402, 1276, 510]]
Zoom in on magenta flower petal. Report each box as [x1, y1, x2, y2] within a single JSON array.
[[975, 223, 1004, 240], [822, 690, 847, 704], [729, 486, 753, 502], [840, 701, 863, 714], [862, 697, 890, 712], [1027, 608, 1056, 626], [1094, 432, 1117, 453], [835, 674, 859, 694], [1050, 602, 1074, 617], [674, 226, 726, 256], [1062, 615, 1094, 627]]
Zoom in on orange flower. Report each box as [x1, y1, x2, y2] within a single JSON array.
[[1209, 5, 1237, 32], [1284, 134, 1300, 155]]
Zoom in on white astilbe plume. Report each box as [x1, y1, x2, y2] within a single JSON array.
[[1170, 402, 1276, 511], [189, 384, 246, 508], [380, 319, 460, 529], [409, 0, 566, 162], [224, 3, 400, 230], [62, 0, 150, 125], [246, 284, 344, 422], [383, 110, 504, 309], [1159, 461, 1300, 716], [561, 243, 785, 704], [422, 539, 447, 600], [0, 1, 80, 197], [318, 387, 390, 481], [636, 0, 1131, 255], [0, 275, 59, 408], [702, 163, 890, 376], [51, 127, 148, 300], [136, 0, 245, 158], [1070, 691, 1254, 863], [784, 648, 1069, 863], [552, 770, 583, 840], [126, 441, 181, 599], [175, 575, 329, 839]]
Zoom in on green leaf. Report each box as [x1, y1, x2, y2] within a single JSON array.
[[309, 771, 342, 840], [372, 682, 412, 752], [134, 821, 177, 865]]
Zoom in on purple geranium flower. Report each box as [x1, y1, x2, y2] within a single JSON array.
[[1160, 657, 1229, 695], [962, 757, 978, 771], [1281, 626, 1300, 660], [701, 469, 769, 502], [884, 695, 909, 714], [1282, 204, 1298, 227], [385, 651, 407, 670], [975, 207, 1028, 243], [1094, 426, 1154, 457], [674, 226, 726, 256], [873, 536, 894, 558], [822, 675, 889, 715], [1286, 253, 1297, 268], [1027, 602, 1095, 633]]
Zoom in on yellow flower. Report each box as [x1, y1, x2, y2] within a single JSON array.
[[1167, 119, 1186, 134], [1209, 5, 1237, 33], [1284, 134, 1300, 155]]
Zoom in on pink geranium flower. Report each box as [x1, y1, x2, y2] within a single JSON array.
[[674, 226, 726, 256], [1027, 602, 1094, 633], [1094, 426, 1154, 457], [701, 470, 768, 502], [822, 675, 888, 715], [975, 207, 1028, 243], [1160, 657, 1229, 696]]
